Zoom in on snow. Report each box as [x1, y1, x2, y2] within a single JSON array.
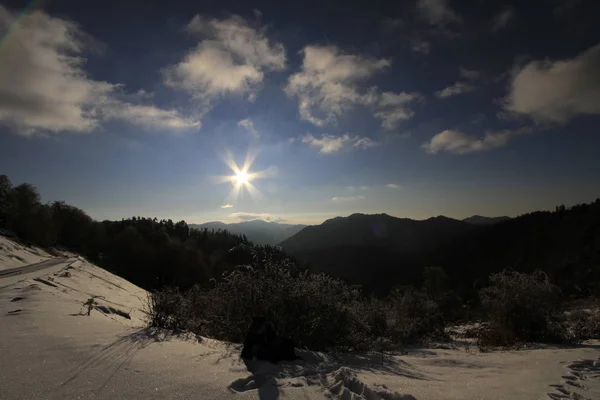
[[1, 235, 599, 400], [0, 235, 52, 270]]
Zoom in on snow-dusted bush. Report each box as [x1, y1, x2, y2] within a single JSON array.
[[147, 253, 370, 351], [568, 309, 600, 341], [146, 251, 450, 352], [146, 287, 190, 331], [387, 287, 447, 344], [477, 270, 570, 347]]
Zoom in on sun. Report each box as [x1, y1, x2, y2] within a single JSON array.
[[213, 149, 273, 203], [234, 170, 250, 186]]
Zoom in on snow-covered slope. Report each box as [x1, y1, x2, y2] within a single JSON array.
[[1, 236, 598, 400], [0, 235, 52, 270]]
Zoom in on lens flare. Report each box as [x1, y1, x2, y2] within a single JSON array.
[[234, 170, 249, 186], [213, 149, 275, 203]]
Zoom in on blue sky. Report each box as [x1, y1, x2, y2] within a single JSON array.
[[0, 0, 599, 224]]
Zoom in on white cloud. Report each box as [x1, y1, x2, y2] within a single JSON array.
[[435, 82, 474, 98], [359, 186, 370, 191], [285, 46, 423, 128], [410, 38, 431, 54], [230, 212, 285, 222], [0, 6, 199, 135], [491, 7, 515, 32], [238, 118, 259, 138], [378, 92, 420, 107], [386, 183, 400, 189], [353, 137, 379, 150], [285, 45, 389, 126], [331, 195, 365, 202], [434, 67, 479, 100], [0, 7, 111, 134], [504, 43, 600, 123], [422, 129, 519, 154], [375, 91, 423, 130], [375, 109, 415, 129], [459, 67, 481, 81], [103, 103, 201, 129], [417, 0, 462, 26], [164, 15, 285, 100], [301, 133, 379, 154], [221, 204, 233, 208]]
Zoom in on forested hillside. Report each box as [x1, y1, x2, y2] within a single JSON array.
[[2, 173, 598, 300], [190, 220, 305, 245], [282, 204, 600, 298], [0, 174, 284, 291], [280, 213, 474, 253]]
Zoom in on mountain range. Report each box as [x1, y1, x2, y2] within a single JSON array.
[[190, 220, 306, 246], [272, 205, 599, 296], [190, 214, 510, 249], [279, 213, 476, 253], [461, 215, 511, 225], [190, 206, 599, 298]]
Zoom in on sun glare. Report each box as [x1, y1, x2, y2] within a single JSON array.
[[234, 170, 250, 186], [213, 149, 275, 203]]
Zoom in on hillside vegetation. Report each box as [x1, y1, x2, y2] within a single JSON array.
[[190, 220, 305, 246], [0, 174, 283, 291], [280, 206, 600, 298], [1, 173, 598, 351]]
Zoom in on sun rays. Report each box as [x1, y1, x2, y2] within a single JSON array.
[[213, 149, 274, 203], [234, 170, 249, 186]]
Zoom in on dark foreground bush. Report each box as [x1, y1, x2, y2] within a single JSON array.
[[476, 270, 571, 348], [387, 287, 448, 344], [567, 309, 600, 341], [146, 287, 191, 331], [146, 252, 447, 352]]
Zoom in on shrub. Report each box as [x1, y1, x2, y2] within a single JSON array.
[[568, 309, 600, 341], [147, 256, 370, 351], [477, 270, 570, 347], [387, 286, 447, 344], [146, 252, 453, 352], [146, 287, 190, 331]]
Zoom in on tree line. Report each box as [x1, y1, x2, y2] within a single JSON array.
[[0, 174, 285, 290]]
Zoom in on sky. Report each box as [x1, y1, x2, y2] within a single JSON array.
[[0, 0, 599, 225]]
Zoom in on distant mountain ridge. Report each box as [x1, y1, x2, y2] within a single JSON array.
[[462, 215, 511, 225], [278, 213, 474, 254], [190, 220, 306, 246], [277, 212, 477, 294], [276, 202, 600, 296]]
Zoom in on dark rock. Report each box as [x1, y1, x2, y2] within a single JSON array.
[[241, 316, 302, 363]]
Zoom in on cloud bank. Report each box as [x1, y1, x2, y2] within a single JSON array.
[[417, 0, 462, 26], [0, 6, 199, 135], [285, 45, 389, 126], [505, 43, 600, 123], [230, 212, 285, 222], [423, 127, 532, 155], [301, 133, 379, 154], [164, 15, 285, 101]]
